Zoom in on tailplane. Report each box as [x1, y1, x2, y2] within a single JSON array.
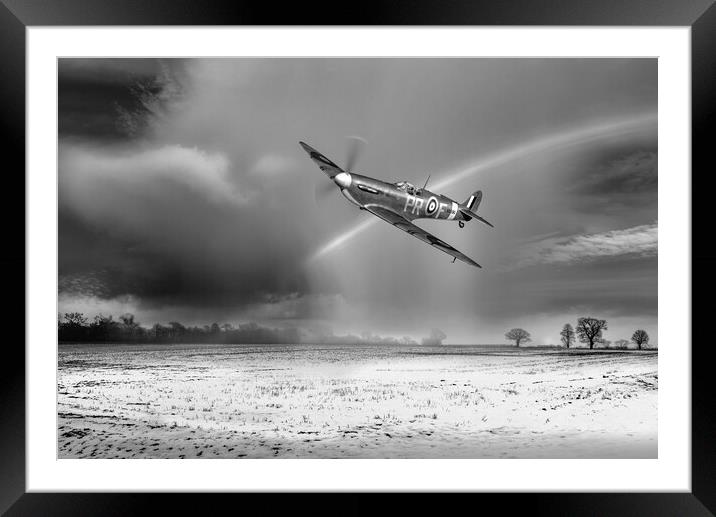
[[459, 190, 493, 228]]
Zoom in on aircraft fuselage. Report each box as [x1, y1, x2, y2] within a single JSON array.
[[336, 172, 467, 222]]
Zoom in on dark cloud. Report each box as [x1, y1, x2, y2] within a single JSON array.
[[564, 148, 658, 219], [59, 58, 163, 81], [574, 150, 657, 196], [58, 141, 314, 309], [58, 59, 183, 139], [59, 75, 137, 139], [58, 58, 658, 343]]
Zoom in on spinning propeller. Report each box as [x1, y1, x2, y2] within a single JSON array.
[[314, 136, 367, 202]]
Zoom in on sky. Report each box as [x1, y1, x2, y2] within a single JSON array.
[[58, 58, 657, 345]]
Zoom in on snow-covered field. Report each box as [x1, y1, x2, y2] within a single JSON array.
[[58, 344, 657, 458]]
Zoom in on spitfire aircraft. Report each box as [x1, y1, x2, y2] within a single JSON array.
[[300, 141, 493, 268]]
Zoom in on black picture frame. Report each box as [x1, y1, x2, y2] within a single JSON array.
[[3, 0, 714, 514]]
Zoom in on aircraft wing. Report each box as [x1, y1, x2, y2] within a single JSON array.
[[363, 205, 481, 268], [299, 141, 344, 178]]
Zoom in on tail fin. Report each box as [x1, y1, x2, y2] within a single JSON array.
[[459, 190, 493, 228], [464, 190, 483, 211]]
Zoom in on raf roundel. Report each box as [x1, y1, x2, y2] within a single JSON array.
[[425, 196, 439, 217]]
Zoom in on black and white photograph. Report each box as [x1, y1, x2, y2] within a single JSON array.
[[57, 57, 658, 459]]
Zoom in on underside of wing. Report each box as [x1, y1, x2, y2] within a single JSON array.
[[364, 205, 482, 268], [299, 141, 344, 178]]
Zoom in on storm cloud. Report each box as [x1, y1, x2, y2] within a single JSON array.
[[58, 58, 658, 343]]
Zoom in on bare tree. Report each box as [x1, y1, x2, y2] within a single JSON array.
[[505, 328, 531, 347], [152, 323, 167, 340], [560, 323, 575, 348], [119, 313, 140, 339], [90, 314, 118, 341], [119, 313, 135, 326], [63, 312, 88, 327], [631, 329, 649, 350], [59, 312, 89, 342], [575, 317, 608, 350]]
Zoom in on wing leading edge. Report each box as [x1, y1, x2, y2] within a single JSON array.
[[299, 141, 344, 178], [363, 205, 482, 268]]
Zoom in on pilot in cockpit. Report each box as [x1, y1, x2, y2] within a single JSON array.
[[395, 181, 422, 196]]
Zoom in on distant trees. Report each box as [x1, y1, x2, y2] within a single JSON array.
[[64, 312, 88, 326], [119, 313, 135, 326], [119, 313, 141, 339], [631, 329, 649, 350], [58, 312, 419, 346], [58, 312, 90, 341], [554, 317, 654, 351], [560, 324, 575, 348], [168, 321, 186, 338], [91, 314, 119, 341], [505, 328, 531, 347], [614, 339, 630, 349], [575, 317, 608, 350]]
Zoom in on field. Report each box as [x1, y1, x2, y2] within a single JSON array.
[[58, 344, 657, 458]]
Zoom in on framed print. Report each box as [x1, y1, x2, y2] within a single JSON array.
[[4, 0, 715, 514]]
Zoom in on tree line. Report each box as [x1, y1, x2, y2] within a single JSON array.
[[57, 312, 420, 345], [505, 317, 653, 350]]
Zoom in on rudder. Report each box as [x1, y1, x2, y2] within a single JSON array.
[[464, 190, 482, 211]]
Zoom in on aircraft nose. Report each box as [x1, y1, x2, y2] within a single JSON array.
[[333, 172, 352, 189]]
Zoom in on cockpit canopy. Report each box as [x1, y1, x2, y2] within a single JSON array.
[[394, 181, 422, 195]]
